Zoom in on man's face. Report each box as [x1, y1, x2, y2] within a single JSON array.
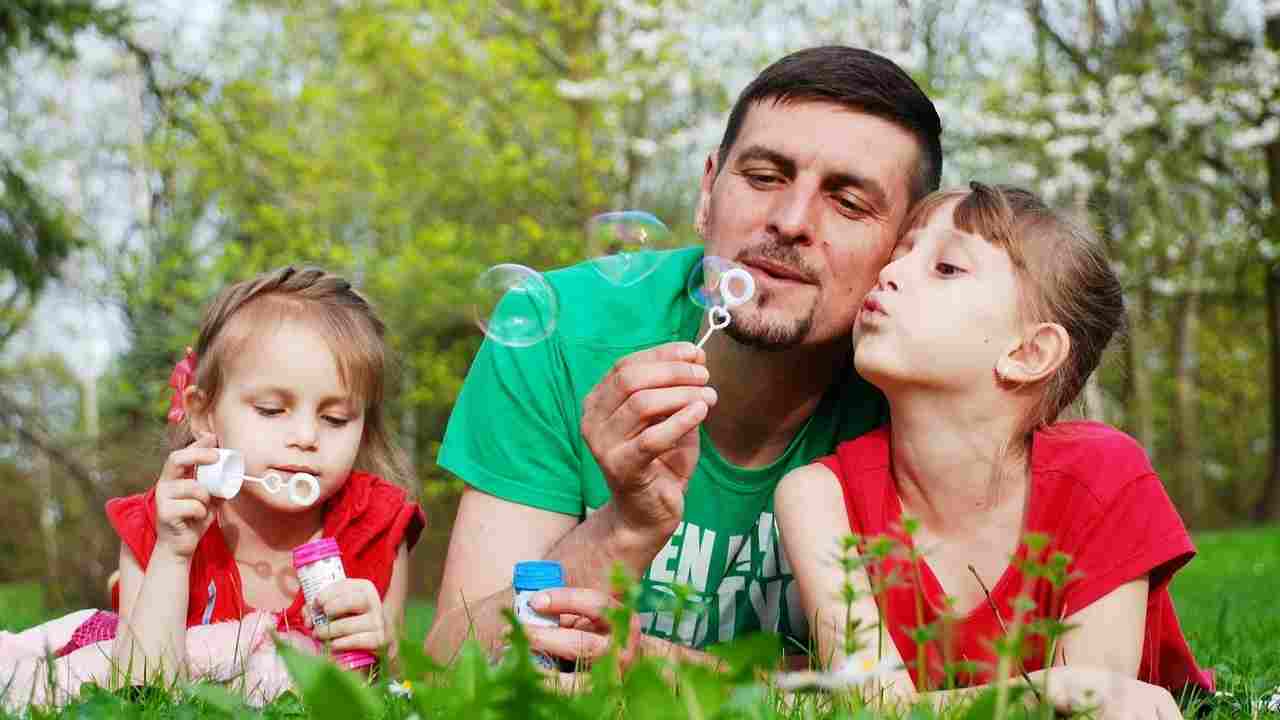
[[695, 100, 921, 350]]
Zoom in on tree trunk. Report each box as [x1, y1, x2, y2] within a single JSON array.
[[1126, 284, 1155, 450], [1172, 281, 1204, 521], [1255, 7, 1280, 523]]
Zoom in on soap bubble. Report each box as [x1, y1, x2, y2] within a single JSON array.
[[587, 210, 671, 287], [686, 256, 755, 310], [472, 264, 560, 347]]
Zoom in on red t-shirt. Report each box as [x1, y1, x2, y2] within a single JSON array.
[[105, 471, 426, 634], [821, 421, 1212, 694]]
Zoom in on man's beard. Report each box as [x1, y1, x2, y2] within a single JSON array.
[[724, 290, 816, 350], [723, 241, 820, 350], [702, 204, 821, 350]]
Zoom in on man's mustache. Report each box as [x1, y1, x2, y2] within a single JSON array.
[[734, 243, 819, 284]]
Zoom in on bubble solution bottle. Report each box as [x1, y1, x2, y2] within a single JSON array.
[[512, 560, 575, 671], [292, 538, 377, 672]]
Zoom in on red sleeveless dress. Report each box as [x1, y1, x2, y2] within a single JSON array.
[[821, 422, 1212, 694], [57, 471, 424, 655]]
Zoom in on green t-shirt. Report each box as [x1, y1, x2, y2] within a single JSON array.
[[439, 246, 887, 651]]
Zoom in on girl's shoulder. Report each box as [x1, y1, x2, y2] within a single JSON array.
[[825, 424, 892, 475], [325, 472, 426, 554], [1030, 420, 1159, 507], [105, 487, 159, 565]]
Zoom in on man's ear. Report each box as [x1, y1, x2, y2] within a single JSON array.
[[694, 151, 719, 240], [996, 323, 1071, 385], [183, 386, 215, 437]]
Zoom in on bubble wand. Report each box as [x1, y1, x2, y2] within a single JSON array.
[[196, 449, 322, 506], [695, 266, 755, 348]]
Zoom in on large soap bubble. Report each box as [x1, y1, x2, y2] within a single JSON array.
[[472, 264, 560, 347], [587, 210, 671, 287], [686, 255, 755, 310]]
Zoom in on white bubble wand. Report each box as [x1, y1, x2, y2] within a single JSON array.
[[197, 449, 321, 506], [695, 267, 755, 349]]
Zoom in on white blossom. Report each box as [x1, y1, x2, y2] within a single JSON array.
[[1228, 117, 1280, 151], [555, 77, 617, 101], [630, 137, 659, 157], [774, 657, 903, 691]]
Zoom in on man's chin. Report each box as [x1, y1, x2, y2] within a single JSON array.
[[725, 313, 811, 351]]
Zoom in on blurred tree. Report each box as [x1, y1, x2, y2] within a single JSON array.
[[0, 1, 129, 349], [950, 0, 1276, 526]]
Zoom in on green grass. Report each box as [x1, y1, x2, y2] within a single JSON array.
[[1167, 526, 1280, 715], [1, 526, 1277, 718]]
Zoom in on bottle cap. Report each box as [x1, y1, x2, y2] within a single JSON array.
[[292, 538, 341, 569], [512, 560, 564, 592], [333, 650, 377, 671], [196, 449, 244, 499]]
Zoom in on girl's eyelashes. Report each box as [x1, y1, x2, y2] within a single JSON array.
[[935, 262, 966, 277], [253, 405, 352, 427]]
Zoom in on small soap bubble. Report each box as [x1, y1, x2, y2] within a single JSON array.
[[587, 210, 671, 287], [472, 264, 560, 347], [686, 256, 755, 309]]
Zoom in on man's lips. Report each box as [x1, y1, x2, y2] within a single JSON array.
[[742, 258, 814, 284]]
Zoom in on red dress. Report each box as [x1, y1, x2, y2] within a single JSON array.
[[93, 471, 424, 640], [820, 421, 1213, 694]]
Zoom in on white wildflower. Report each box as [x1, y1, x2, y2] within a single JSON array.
[[388, 680, 413, 698], [774, 656, 902, 691]]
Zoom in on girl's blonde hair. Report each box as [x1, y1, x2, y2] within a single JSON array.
[[170, 266, 407, 484], [900, 182, 1125, 433]]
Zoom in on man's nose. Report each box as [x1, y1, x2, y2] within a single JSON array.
[[767, 182, 819, 245]]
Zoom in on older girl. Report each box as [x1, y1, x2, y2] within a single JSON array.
[[776, 184, 1210, 720]]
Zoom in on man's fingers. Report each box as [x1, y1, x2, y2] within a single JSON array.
[[607, 401, 709, 479], [613, 342, 704, 372], [613, 386, 718, 440], [530, 587, 615, 620], [525, 626, 610, 662], [586, 349, 708, 417]]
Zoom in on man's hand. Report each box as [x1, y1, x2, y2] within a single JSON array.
[[581, 342, 716, 538], [520, 587, 642, 673]]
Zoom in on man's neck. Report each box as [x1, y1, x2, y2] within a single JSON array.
[[700, 327, 848, 468], [886, 390, 1030, 532]]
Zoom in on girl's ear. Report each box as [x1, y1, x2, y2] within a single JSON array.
[[183, 386, 215, 437], [997, 322, 1070, 385]]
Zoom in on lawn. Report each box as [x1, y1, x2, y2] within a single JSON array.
[[1, 526, 1277, 719]]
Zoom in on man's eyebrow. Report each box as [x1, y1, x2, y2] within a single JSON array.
[[823, 171, 888, 211], [734, 145, 796, 178]]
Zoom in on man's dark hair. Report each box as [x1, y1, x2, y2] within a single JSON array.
[[717, 46, 943, 202]]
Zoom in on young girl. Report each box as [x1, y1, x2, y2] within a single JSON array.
[[1, 266, 425, 707], [775, 184, 1211, 718]]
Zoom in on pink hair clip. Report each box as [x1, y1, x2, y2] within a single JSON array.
[[166, 347, 197, 425]]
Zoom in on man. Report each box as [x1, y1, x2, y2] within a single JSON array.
[[426, 46, 942, 668]]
